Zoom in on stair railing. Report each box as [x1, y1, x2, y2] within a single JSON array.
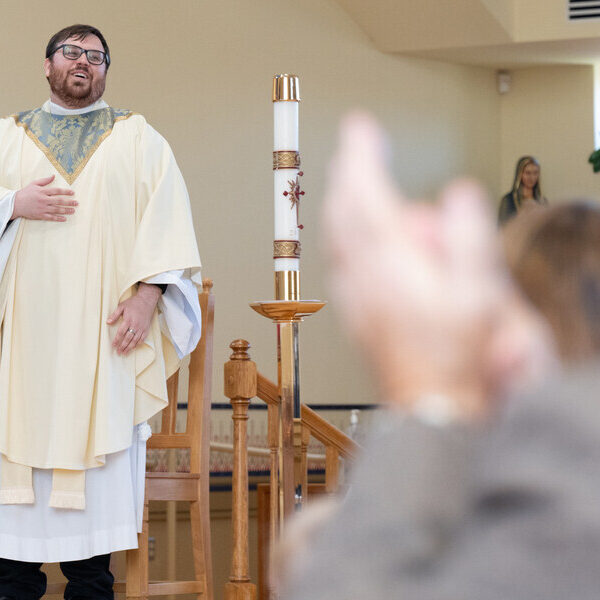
[[223, 339, 359, 600]]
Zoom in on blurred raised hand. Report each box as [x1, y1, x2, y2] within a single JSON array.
[[323, 113, 555, 421]]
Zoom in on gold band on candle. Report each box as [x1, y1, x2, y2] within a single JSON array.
[[274, 240, 301, 259], [273, 74, 300, 102], [273, 151, 301, 170], [275, 270, 300, 301]]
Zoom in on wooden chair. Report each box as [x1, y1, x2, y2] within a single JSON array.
[[116, 278, 215, 600], [44, 279, 215, 599]]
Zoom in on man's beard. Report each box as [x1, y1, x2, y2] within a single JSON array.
[[47, 64, 106, 109]]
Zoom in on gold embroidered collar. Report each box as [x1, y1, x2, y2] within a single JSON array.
[[13, 107, 133, 185]]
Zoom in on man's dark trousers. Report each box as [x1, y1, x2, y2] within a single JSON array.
[[0, 554, 113, 599]]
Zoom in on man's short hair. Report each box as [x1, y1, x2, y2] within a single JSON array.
[[45, 24, 110, 68]]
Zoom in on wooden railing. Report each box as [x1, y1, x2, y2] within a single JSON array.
[[223, 339, 359, 600], [255, 372, 359, 491]]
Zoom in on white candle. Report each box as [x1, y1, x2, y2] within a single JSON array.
[[274, 102, 298, 150], [273, 74, 301, 273]]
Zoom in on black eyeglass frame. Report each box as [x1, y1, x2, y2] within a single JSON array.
[[49, 44, 110, 67]]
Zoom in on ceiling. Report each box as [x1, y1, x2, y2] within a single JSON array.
[[334, 0, 600, 69]]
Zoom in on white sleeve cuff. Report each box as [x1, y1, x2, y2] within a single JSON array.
[[0, 191, 16, 234], [142, 269, 202, 358], [0, 191, 20, 283]]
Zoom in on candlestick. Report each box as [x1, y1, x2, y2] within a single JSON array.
[[273, 74, 302, 299], [251, 75, 325, 523]]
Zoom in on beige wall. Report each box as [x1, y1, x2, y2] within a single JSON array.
[[2, 1, 599, 597], [481, 0, 516, 34], [500, 65, 598, 203], [0, 0, 502, 414], [334, 0, 513, 52]]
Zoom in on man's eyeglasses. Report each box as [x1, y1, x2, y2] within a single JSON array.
[[50, 44, 109, 66]]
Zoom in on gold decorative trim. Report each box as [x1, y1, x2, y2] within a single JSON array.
[[12, 112, 136, 185], [272, 74, 300, 102], [273, 151, 300, 170], [274, 240, 301, 259], [274, 270, 300, 301]]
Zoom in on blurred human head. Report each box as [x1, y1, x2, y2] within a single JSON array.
[[520, 162, 540, 192], [504, 201, 600, 362], [513, 156, 542, 201]]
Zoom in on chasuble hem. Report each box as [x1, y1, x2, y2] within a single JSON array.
[[0, 523, 139, 563], [48, 490, 86, 510], [0, 423, 148, 562], [0, 488, 35, 504]]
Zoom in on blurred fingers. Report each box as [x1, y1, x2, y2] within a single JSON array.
[[43, 213, 66, 222], [113, 322, 129, 350], [323, 112, 407, 268], [107, 304, 125, 325], [117, 326, 137, 354], [121, 329, 143, 355], [46, 188, 74, 197], [34, 175, 55, 187], [439, 180, 502, 296], [50, 205, 76, 215]]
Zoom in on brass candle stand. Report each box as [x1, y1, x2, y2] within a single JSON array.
[[252, 73, 325, 525], [250, 290, 325, 521]]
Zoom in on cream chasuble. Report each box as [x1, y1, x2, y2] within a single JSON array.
[[0, 106, 201, 510]]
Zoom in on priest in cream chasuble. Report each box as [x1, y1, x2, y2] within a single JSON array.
[[0, 105, 200, 501], [0, 25, 202, 580]]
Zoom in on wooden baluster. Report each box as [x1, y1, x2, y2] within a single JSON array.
[[325, 446, 340, 494], [301, 425, 310, 501], [224, 340, 258, 600], [268, 402, 279, 543], [263, 401, 279, 600]]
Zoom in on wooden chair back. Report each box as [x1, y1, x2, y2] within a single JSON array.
[[121, 278, 215, 600], [149, 278, 214, 467], [45, 279, 215, 600]]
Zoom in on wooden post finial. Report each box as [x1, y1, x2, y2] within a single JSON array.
[[202, 278, 214, 292], [225, 340, 257, 403], [230, 339, 251, 361]]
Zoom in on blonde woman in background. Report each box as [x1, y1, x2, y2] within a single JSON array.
[[498, 156, 548, 225]]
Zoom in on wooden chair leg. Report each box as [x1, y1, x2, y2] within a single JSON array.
[[126, 499, 150, 600], [189, 496, 211, 599]]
